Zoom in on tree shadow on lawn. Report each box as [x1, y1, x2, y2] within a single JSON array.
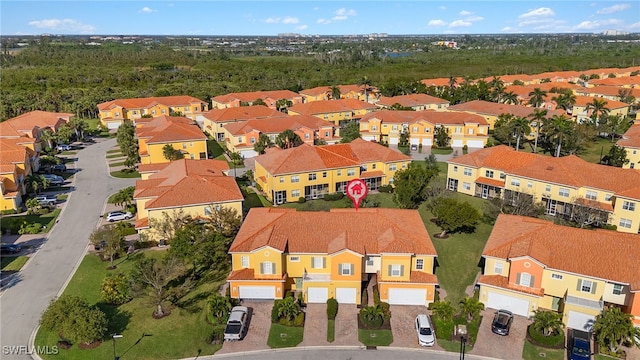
[[96, 303, 132, 337]]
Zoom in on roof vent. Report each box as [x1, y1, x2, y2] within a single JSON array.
[[546, 166, 553, 171]]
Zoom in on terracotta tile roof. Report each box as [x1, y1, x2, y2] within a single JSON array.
[[361, 170, 385, 179], [299, 86, 331, 97], [504, 83, 582, 97], [137, 163, 171, 174], [360, 110, 421, 124], [617, 123, 640, 148], [212, 90, 301, 104], [229, 208, 438, 258], [223, 115, 331, 136], [448, 100, 565, 118], [421, 77, 463, 87], [376, 94, 449, 107], [573, 96, 629, 109], [576, 86, 640, 99], [360, 110, 488, 126], [0, 110, 72, 137], [288, 99, 377, 115], [202, 106, 283, 122], [227, 268, 287, 281], [0, 164, 16, 174], [378, 271, 438, 284], [135, 115, 206, 143], [483, 214, 640, 290], [449, 145, 640, 198], [97, 95, 206, 110], [476, 177, 505, 187], [589, 75, 640, 87], [477, 275, 545, 296], [574, 198, 613, 212], [255, 139, 409, 175], [134, 217, 149, 230]]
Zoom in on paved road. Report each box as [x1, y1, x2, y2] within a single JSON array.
[[0, 138, 136, 359]]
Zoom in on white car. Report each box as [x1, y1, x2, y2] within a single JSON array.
[[106, 211, 133, 222], [56, 144, 72, 151], [415, 314, 436, 347]]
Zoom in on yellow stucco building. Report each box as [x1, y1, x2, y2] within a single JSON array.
[[135, 116, 208, 165], [617, 122, 640, 170]]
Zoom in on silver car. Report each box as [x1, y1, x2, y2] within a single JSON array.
[[415, 314, 436, 346], [106, 211, 133, 222]]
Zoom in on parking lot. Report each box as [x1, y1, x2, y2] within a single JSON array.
[[471, 308, 529, 359]]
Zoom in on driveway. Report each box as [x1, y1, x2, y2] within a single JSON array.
[[300, 303, 359, 346], [217, 301, 272, 354], [333, 304, 359, 346], [390, 305, 444, 350], [470, 309, 529, 359], [300, 303, 327, 346]]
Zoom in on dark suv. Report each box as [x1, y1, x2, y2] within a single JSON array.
[[569, 329, 591, 360], [491, 309, 514, 336]]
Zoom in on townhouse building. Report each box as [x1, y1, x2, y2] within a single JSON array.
[[588, 75, 640, 88], [478, 214, 640, 329], [200, 106, 283, 141], [97, 95, 208, 130], [375, 94, 450, 111], [287, 99, 378, 128], [503, 83, 582, 108], [227, 207, 439, 306], [447, 100, 565, 130], [569, 96, 630, 123], [299, 84, 379, 103], [617, 122, 640, 170], [359, 110, 489, 148], [135, 116, 208, 164], [210, 90, 303, 110], [446, 145, 640, 234], [133, 159, 243, 240], [222, 114, 337, 158], [254, 139, 411, 204], [574, 86, 640, 104], [0, 139, 35, 211]]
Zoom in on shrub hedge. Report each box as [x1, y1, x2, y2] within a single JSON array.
[[323, 192, 344, 201], [378, 185, 393, 193], [327, 298, 338, 320], [527, 324, 565, 348]]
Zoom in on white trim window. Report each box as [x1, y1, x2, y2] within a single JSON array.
[[619, 218, 632, 229], [519, 272, 532, 287], [585, 191, 597, 201], [241, 256, 249, 268], [311, 256, 326, 269], [291, 175, 300, 183], [339, 263, 354, 276], [389, 264, 404, 277], [622, 201, 635, 211], [551, 273, 563, 280], [463, 168, 472, 176], [494, 262, 503, 274], [289, 256, 300, 262], [260, 261, 275, 275], [559, 188, 570, 197], [416, 259, 424, 270], [578, 279, 595, 293], [613, 284, 623, 295]]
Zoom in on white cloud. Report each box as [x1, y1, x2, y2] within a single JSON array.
[[574, 19, 623, 30], [427, 19, 447, 27], [459, 10, 472, 16], [296, 25, 308, 31], [332, 8, 356, 21], [449, 20, 472, 28], [465, 16, 484, 22], [282, 17, 299, 24], [501, 27, 517, 32], [28, 18, 95, 34], [596, 4, 630, 14], [313, 7, 319, 11], [265, 17, 280, 24], [140, 7, 156, 13], [333, 15, 348, 21], [317, 18, 331, 25], [519, 7, 555, 19], [438, 6, 446, 11], [629, 21, 640, 29]]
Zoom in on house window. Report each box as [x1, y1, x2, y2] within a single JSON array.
[[494, 262, 503, 274], [115, 112, 120, 117], [322, 172, 327, 178], [241, 256, 249, 268], [372, 164, 376, 170], [559, 188, 570, 197], [366, 256, 374, 266], [292, 189, 300, 198], [463, 168, 472, 176], [402, 163, 407, 169], [190, 154, 195, 159], [152, 110, 156, 115], [389, 264, 404, 277], [416, 259, 424, 270], [619, 218, 632, 229], [280, 177, 285, 183], [347, 169, 355, 176], [392, 125, 398, 131], [455, 127, 462, 134], [453, 166, 458, 172], [527, 182, 533, 188], [309, 173, 317, 181], [485, 170, 494, 178], [580, 279, 594, 293], [468, 128, 474, 134], [551, 273, 563, 280], [545, 185, 551, 192], [631, 163, 635, 169], [499, 173, 505, 179], [622, 201, 635, 211], [337, 170, 342, 176], [586, 191, 597, 200], [519, 272, 532, 287], [182, 143, 187, 149], [304, 133, 310, 139], [291, 175, 300, 183], [372, 126, 378, 131], [324, 131, 329, 137], [612, 284, 623, 295], [161, 109, 166, 114], [261, 261, 275, 275], [270, 135, 276, 141], [511, 179, 520, 187], [311, 257, 325, 269], [463, 182, 471, 191], [204, 206, 212, 216], [479, 128, 484, 134], [390, 164, 397, 171], [250, 137, 256, 144], [425, 128, 431, 133], [339, 263, 353, 276], [289, 256, 300, 262], [190, 142, 193, 147], [412, 127, 418, 133], [605, 194, 612, 201]]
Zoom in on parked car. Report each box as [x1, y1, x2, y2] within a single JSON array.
[[224, 306, 249, 341], [56, 144, 72, 151], [106, 211, 133, 222], [51, 164, 67, 172], [35, 195, 58, 206], [415, 314, 436, 346], [410, 144, 418, 151], [491, 309, 514, 336], [569, 329, 592, 360], [0, 243, 22, 255], [43, 174, 64, 186]]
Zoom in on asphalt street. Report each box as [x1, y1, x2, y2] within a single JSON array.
[[0, 138, 136, 359]]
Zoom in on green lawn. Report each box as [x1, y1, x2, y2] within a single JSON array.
[[432, 148, 453, 155], [267, 324, 304, 348], [327, 319, 335, 343], [522, 341, 565, 360], [437, 338, 474, 352], [60, 150, 78, 155], [242, 187, 272, 210], [207, 140, 225, 159], [0, 209, 62, 234], [358, 329, 393, 346], [106, 149, 122, 154], [580, 136, 615, 164], [35, 252, 227, 360], [110, 170, 141, 178], [106, 153, 124, 159], [109, 161, 126, 167], [0, 255, 29, 272]]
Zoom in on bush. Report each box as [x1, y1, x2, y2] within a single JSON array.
[[19, 222, 43, 234], [379, 301, 391, 320], [207, 326, 225, 345], [327, 298, 338, 320], [100, 273, 131, 305], [361, 288, 368, 306], [0, 217, 22, 234], [372, 286, 381, 305], [378, 185, 393, 193], [323, 192, 344, 201], [298, 197, 306, 203], [297, 291, 305, 307], [527, 324, 565, 348], [0, 209, 17, 215], [271, 299, 283, 323], [40, 295, 108, 345], [293, 312, 305, 327], [134, 240, 156, 249], [601, 224, 617, 231], [433, 316, 454, 341], [359, 308, 384, 329]]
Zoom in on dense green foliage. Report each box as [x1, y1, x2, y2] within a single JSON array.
[[100, 273, 131, 305], [40, 295, 108, 345], [326, 298, 338, 320]]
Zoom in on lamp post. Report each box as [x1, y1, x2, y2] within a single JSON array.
[[459, 335, 466, 360], [112, 334, 123, 360]]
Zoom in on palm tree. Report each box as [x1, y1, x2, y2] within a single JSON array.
[[430, 300, 455, 322], [502, 91, 520, 105], [489, 76, 505, 102], [277, 296, 300, 321], [25, 174, 49, 195], [551, 92, 576, 112], [162, 144, 183, 161], [330, 86, 341, 100], [39, 129, 56, 150], [253, 133, 272, 154], [361, 304, 384, 322], [529, 108, 548, 152], [510, 116, 531, 151], [358, 76, 373, 103], [459, 297, 484, 321], [275, 98, 292, 113], [252, 98, 267, 107], [531, 310, 564, 337], [544, 114, 573, 157], [275, 129, 302, 149], [528, 88, 547, 108], [586, 98, 610, 125], [205, 294, 232, 324], [68, 117, 88, 140], [593, 306, 640, 354]]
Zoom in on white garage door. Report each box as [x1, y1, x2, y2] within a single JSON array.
[[486, 292, 529, 317], [388, 288, 426, 305], [567, 311, 595, 332], [240, 149, 258, 158], [362, 135, 376, 141], [452, 139, 464, 147], [336, 288, 357, 304], [467, 140, 484, 148], [389, 137, 399, 145], [307, 287, 329, 303], [107, 122, 120, 130], [421, 139, 432, 146], [409, 138, 420, 145], [238, 286, 275, 299]]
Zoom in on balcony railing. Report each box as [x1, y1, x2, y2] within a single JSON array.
[[565, 294, 603, 311], [303, 273, 331, 282]]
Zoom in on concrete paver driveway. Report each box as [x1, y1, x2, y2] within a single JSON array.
[[390, 305, 444, 350], [300, 303, 359, 346], [300, 303, 328, 346], [332, 304, 359, 346], [471, 309, 529, 359], [217, 301, 272, 354]]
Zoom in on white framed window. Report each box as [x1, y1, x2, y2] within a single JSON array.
[[309, 173, 317, 181], [389, 264, 403, 277], [371, 125, 378, 131], [291, 175, 300, 183], [580, 279, 593, 293], [586, 190, 597, 200], [190, 154, 195, 159], [511, 179, 520, 187], [182, 143, 187, 149], [613, 284, 623, 295], [304, 133, 310, 139], [161, 109, 166, 114], [527, 181, 533, 188], [261, 261, 275, 275], [280, 177, 285, 183], [485, 170, 494, 178], [519, 272, 532, 287], [402, 163, 407, 169], [337, 170, 342, 176], [454, 166, 458, 172], [347, 169, 355, 176], [559, 188, 569, 197], [622, 201, 635, 211], [619, 218, 632, 229], [455, 127, 462, 134], [324, 131, 329, 137], [468, 128, 474, 134], [204, 206, 212, 216], [416, 259, 424, 270], [463, 182, 471, 191], [494, 262, 503, 274], [311, 256, 325, 269], [545, 185, 551, 192], [339, 263, 353, 276], [463, 168, 472, 176], [366, 256, 375, 266], [392, 125, 398, 131], [250, 137, 256, 144], [425, 128, 430, 133], [289, 256, 300, 262], [605, 194, 612, 201], [551, 273, 563, 280], [499, 173, 505, 179], [292, 189, 300, 198], [241, 256, 249, 268], [389, 164, 397, 171], [372, 164, 376, 170], [190, 142, 193, 147], [412, 126, 418, 133]]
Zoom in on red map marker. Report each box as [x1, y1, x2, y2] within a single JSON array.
[[346, 179, 368, 211]]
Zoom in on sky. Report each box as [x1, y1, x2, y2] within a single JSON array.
[[1, 1, 639, 36]]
